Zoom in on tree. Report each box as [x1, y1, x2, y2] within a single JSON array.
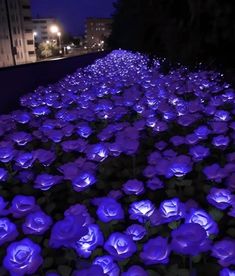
[[109, 0, 235, 69], [38, 41, 59, 59]]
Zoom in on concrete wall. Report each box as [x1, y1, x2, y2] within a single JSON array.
[[0, 51, 108, 114]]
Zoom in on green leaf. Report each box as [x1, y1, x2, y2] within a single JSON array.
[[192, 254, 202, 263], [166, 189, 177, 197], [168, 221, 181, 229], [147, 270, 161, 276], [209, 208, 224, 222], [43, 257, 53, 268], [176, 179, 192, 187], [177, 269, 189, 276], [226, 228, 235, 238], [184, 186, 195, 196], [58, 265, 72, 276]]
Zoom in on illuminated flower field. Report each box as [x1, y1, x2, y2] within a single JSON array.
[[0, 50, 235, 275]]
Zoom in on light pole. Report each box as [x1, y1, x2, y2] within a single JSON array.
[[33, 32, 38, 60], [50, 25, 61, 55], [57, 32, 62, 54]]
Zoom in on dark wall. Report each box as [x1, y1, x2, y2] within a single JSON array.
[[0, 52, 109, 114]]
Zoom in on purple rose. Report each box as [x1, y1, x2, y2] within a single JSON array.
[[58, 162, 81, 180], [129, 200, 155, 223], [61, 139, 87, 152], [76, 123, 92, 138], [93, 256, 120, 276], [140, 236, 170, 264], [122, 265, 148, 276], [189, 145, 210, 161], [34, 174, 62, 191], [3, 238, 43, 275], [11, 132, 32, 146], [212, 239, 235, 267], [214, 110, 230, 121], [0, 144, 15, 163], [171, 223, 211, 255], [0, 196, 8, 216], [17, 170, 34, 184], [32, 105, 50, 116], [0, 218, 18, 245], [97, 198, 124, 222], [194, 125, 211, 139], [185, 133, 199, 145], [125, 224, 146, 241], [10, 195, 38, 218], [49, 215, 87, 248], [74, 224, 104, 258], [46, 129, 64, 143], [203, 164, 227, 183], [170, 136, 185, 146], [122, 179, 145, 195], [64, 204, 94, 225], [185, 209, 218, 236], [212, 135, 230, 149], [166, 155, 192, 178], [220, 268, 235, 276], [86, 143, 108, 162], [15, 152, 34, 169], [12, 110, 31, 124], [22, 210, 52, 235], [146, 177, 164, 190], [104, 232, 137, 260], [148, 152, 162, 165], [159, 198, 185, 223], [33, 149, 56, 166], [155, 141, 167, 150], [207, 188, 234, 210], [72, 172, 96, 192], [211, 122, 228, 134]]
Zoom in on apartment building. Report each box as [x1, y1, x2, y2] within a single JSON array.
[[0, 0, 36, 67], [85, 18, 112, 51], [32, 18, 61, 43]]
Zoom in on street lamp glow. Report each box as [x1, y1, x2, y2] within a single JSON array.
[[50, 25, 59, 34], [57, 32, 61, 37], [33, 32, 37, 36]]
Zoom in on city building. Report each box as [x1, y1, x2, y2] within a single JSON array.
[[85, 17, 112, 51], [0, 0, 36, 67], [32, 18, 61, 44]]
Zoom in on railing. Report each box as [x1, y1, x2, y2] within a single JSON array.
[[0, 51, 109, 114]]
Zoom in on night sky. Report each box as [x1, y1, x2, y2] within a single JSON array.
[[31, 0, 116, 36]]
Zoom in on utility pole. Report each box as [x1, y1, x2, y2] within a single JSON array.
[[4, 0, 16, 65]]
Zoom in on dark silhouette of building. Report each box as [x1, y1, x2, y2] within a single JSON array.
[[85, 18, 112, 51]]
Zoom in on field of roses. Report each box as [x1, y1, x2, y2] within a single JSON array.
[[0, 50, 235, 276]]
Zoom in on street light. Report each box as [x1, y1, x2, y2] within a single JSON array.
[[57, 32, 62, 53], [50, 25, 59, 34]]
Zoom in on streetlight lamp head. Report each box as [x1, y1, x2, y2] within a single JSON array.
[[33, 32, 37, 36], [50, 25, 59, 34]]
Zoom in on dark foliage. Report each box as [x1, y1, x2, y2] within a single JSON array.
[[109, 0, 235, 69]]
